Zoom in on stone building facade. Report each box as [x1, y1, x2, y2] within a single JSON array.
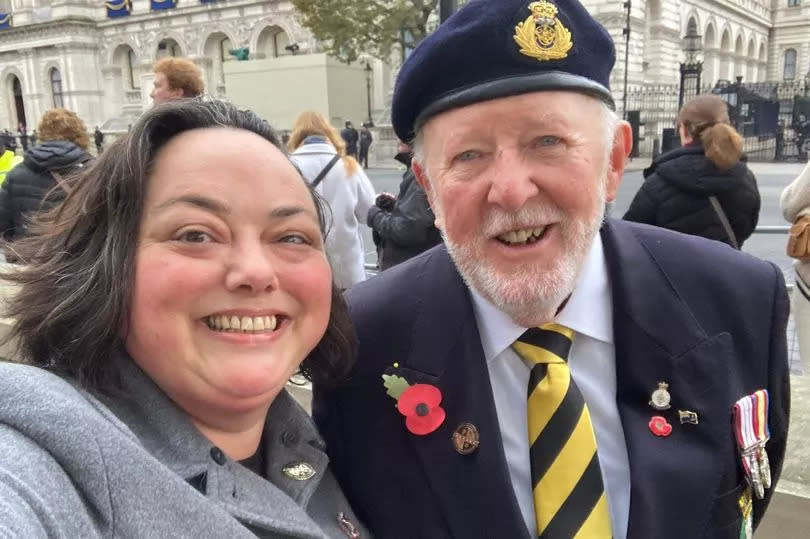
[[0, 0, 807, 134], [0, 0, 324, 133], [580, 0, 810, 113]]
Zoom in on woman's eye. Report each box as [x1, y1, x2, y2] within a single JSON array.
[[178, 230, 212, 243], [455, 150, 480, 162], [279, 234, 311, 245], [534, 135, 561, 147]]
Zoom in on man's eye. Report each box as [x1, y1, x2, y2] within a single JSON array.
[[455, 150, 480, 162], [179, 230, 212, 243], [534, 136, 561, 147]]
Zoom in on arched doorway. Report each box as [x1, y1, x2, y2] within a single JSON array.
[[256, 25, 291, 58], [156, 38, 182, 60], [113, 44, 138, 89], [10, 75, 26, 129], [203, 31, 233, 96]]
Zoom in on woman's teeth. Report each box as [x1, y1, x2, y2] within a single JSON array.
[[497, 226, 547, 245], [206, 315, 278, 333]]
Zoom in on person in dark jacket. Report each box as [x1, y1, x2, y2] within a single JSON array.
[[358, 124, 373, 168], [623, 94, 760, 248], [368, 141, 441, 270], [0, 108, 92, 248], [340, 121, 359, 158]]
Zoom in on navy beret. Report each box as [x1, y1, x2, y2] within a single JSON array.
[[392, 0, 616, 142]]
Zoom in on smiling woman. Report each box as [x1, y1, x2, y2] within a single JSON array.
[[0, 99, 366, 537]]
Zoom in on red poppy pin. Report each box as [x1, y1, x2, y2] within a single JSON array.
[[383, 372, 446, 436]]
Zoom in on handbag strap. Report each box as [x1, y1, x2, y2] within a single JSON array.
[[50, 170, 70, 194], [310, 154, 341, 189], [708, 196, 739, 249]]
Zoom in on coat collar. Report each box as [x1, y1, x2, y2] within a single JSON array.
[[103, 356, 329, 538]]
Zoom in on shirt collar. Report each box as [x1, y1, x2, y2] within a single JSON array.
[[470, 233, 614, 364]]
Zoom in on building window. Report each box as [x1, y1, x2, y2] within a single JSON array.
[[787, 0, 800, 7], [784, 49, 798, 80], [50, 67, 64, 108]]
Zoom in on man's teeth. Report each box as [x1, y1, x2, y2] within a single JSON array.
[[207, 315, 278, 332], [497, 226, 547, 245]]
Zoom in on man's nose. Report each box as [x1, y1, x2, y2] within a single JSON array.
[[224, 242, 279, 293], [486, 152, 540, 212]]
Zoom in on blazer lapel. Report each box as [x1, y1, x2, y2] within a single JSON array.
[[603, 220, 738, 539], [393, 248, 529, 539]]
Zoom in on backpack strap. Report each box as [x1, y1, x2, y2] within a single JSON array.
[[310, 154, 341, 189], [708, 196, 739, 250]]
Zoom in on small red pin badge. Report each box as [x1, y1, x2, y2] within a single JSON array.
[[649, 415, 673, 437]]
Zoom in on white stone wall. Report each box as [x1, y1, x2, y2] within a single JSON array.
[[769, 1, 810, 82], [581, 0, 777, 116], [0, 0, 805, 139]]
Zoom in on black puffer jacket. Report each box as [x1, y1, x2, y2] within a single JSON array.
[[623, 145, 760, 248], [0, 141, 92, 242], [367, 153, 442, 270]]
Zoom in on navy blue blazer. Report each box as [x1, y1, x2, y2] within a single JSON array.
[[313, 218, 790, 539]]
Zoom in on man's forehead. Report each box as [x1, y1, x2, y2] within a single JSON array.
[[421, 92, 601, 138]]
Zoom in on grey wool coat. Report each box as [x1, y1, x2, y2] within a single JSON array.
[[0, 358, 368, 538]]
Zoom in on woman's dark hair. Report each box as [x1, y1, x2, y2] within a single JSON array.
[[677, 94, 743, 170], [1, 98, 357, 391]]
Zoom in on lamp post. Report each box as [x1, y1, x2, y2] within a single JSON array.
[[364, 61, 374, 127], [440, 0, 458, 23], [621, 1, 631, 121], [678, 25, 703, 108]]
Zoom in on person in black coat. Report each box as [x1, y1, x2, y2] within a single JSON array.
[[368, 142, 441, 270], [0, 108, 92, 248], [624, 94, 760, 248], [340, 121, 359, 158]]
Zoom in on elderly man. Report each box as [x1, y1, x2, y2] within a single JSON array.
[[313, 1, 789, 538]]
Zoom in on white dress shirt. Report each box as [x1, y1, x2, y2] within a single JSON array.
[[470, 234, 631, 539]]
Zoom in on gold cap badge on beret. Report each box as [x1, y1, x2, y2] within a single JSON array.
[[514, 1, 573, 62]]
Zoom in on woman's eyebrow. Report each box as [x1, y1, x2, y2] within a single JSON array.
[[152, 195, 229, 216]]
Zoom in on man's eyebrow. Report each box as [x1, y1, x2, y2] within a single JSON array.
[[152, 195, 229, 215]]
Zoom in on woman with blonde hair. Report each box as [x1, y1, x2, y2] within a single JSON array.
[[624, 94, 760, 248], [290, 111, 375, 289], [0, 108, 92, 247]]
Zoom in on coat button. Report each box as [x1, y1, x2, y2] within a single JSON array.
[[281, 430, 299, 447], [210, 446, 227, 465]]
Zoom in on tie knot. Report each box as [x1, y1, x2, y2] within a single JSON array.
[[513, 323, 574, 365]]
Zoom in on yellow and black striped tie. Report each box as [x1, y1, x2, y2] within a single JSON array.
[[513, 323, 611, 539]]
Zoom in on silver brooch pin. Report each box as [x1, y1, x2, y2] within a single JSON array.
[[649, 381, 672, 411], [282, 462, 316, 481]]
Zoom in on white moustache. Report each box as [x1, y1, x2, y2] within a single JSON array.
[[482, 206, 566, 237]]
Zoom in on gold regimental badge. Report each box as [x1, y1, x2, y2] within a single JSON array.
[[514, 1, 574, 61]]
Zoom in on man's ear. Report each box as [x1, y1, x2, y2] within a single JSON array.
[[412, 161, 444, 230], [605, 121, 633, 202], [412, 161, 430, 193]]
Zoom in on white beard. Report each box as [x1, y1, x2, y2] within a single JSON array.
[[435, 171, 608, 328]]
